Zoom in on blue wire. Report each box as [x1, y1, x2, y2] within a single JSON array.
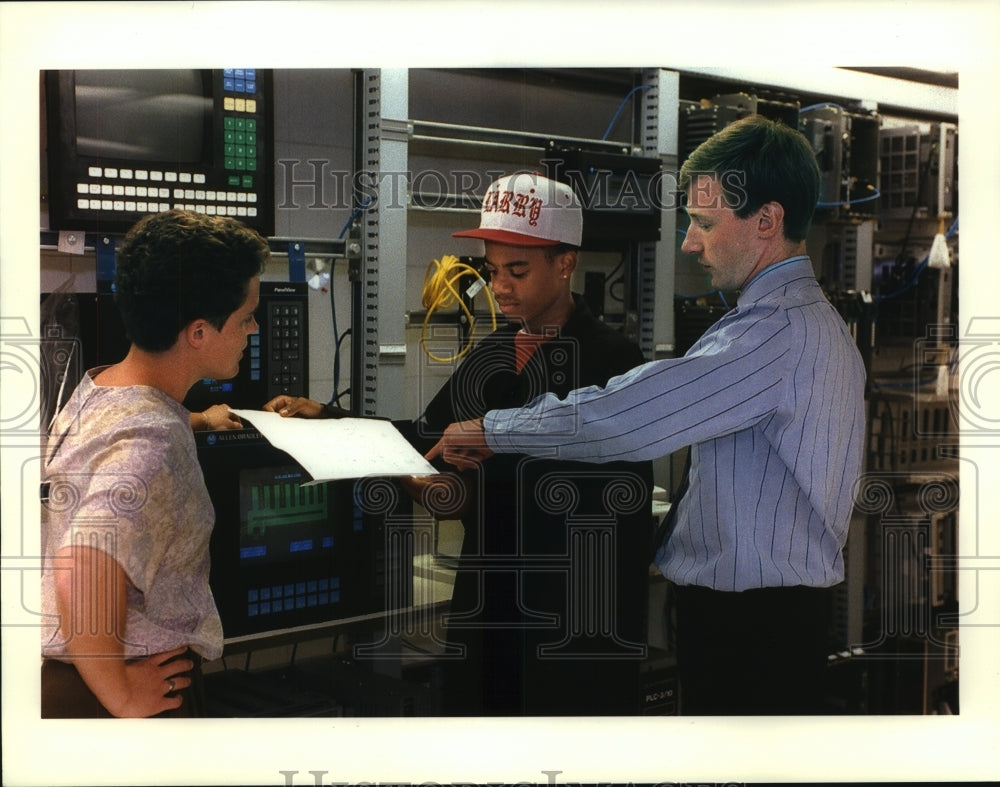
[[602, 85, 653, 141], [677, 289, 714, 299], [817, 187, 881, 208], [799, 102, 847, 114], [338, 196, 373, 239]]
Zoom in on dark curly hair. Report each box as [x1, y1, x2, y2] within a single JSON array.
[[114, 210, 269, 352], [679, 114, 821, 243]]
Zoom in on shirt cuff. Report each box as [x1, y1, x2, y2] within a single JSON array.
[[483, 407, 562, 455], [482, 409, 508, 452]]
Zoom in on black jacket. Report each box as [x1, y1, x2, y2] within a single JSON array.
[[403, 296, 653, 715]]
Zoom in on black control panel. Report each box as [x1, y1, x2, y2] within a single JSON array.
[[263, 287, 306, 401]]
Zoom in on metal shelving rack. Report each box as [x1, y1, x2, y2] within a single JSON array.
[[355, 67, 681, 416]]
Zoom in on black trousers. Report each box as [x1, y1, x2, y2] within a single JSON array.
[[41, 649, 205, 718], [671, 583, 832, 715]]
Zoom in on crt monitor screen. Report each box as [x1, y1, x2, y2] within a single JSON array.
[[73, 70, 211, 164], [238, 464, 338, 568]]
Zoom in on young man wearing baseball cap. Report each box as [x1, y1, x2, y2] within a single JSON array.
[[408, 172, 653, 715], [265, 172, 653, 715]]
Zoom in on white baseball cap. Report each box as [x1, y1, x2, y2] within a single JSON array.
[[453, 172, 582, 247]]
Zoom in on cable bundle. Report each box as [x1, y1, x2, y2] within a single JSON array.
[[420, 254, 497, 363]]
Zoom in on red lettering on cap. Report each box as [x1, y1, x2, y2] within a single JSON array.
[[497, 190, 513, 214], [527, 196, 543, 226], [512, 190, 533, 219], [479, 180, 551, 231]]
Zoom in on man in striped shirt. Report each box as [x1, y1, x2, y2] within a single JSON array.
[[428, 115, 867, 714]]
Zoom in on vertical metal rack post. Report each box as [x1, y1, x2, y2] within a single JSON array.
[[638, 68, 679, 361], [352, 69, 410, 418], [352, 69, 381, 416]]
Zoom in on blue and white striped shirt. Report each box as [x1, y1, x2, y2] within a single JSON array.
[[484, 257, 866, 590]]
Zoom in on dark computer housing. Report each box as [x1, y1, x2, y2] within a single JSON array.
[[44, 68, 274, 236], [196, 430, 389, 646]]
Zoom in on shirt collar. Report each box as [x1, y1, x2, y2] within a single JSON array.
[[737, 255, 812, 305]]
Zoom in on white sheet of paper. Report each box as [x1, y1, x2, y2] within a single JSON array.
[[230, 409, 438, 483]]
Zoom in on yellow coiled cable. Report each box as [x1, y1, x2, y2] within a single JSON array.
[[421, 254, 497, 363]]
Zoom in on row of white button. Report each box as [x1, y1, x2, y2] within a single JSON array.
[[76, 183, 257, 203], [86, 166, 206, 184], [75, 200, 259, 217]]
